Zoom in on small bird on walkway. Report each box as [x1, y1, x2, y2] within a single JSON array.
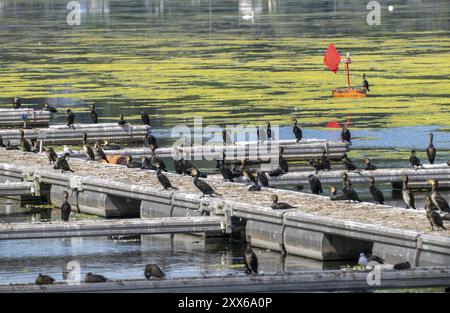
[[393, 261, 411, 270], [409, 150, 423, 170], [35, 273, 55, 285], [271, 194, 295, 210], [144, 264, 166, 279], [54, 153, 74, 172], [61, 191, 72, 222], [191, 168, 221, 197], [402, 175, 416, 209], [425, 195, 446, 231], [244, 240, 258, 275], [368, 176, 384, 204], [45, 147, 58, 164], [67, 109, 75, 128], [428, 179, 450, 213], [330, 186, 347, 201], [293, 119, 302, 143], [364, 158, 376, 171], [308, 174, 323, 195], [85, 272, 108, 283]]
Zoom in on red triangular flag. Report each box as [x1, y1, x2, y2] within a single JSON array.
[[324, 43, 341, 73]]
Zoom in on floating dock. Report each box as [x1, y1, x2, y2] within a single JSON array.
[[0, 150, 449, 266], [0, 182, 35, 196], [0, 267, 449, 293], [0, 123, 151, 145], [0, 108, 51, 128]]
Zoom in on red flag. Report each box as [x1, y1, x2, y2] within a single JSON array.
[[323, 43, 341, 73]]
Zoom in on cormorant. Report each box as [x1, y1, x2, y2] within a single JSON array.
[[402, 175, 416, 209], [0, 135, 4, 148], [145, 131, 158, 148], [102, 140, 122, 150], [270, 194, 295, 210], [341, 126, 351, 144], [268, 168, 284, 177], [35, 273, 54, 285], [362, 74, 370, 92], [364, 158, 376, 171], [292, 119, 302, 142], [141, 156, 156, 170], [125, 155, 142, 168], [85, 272, 108, 283], [257, 171, 269, 188], [368, 176, 384, 204], [308, 174, 323, 195], [45, 147, 58, 164], [330, 186, 347, 201], [219, 157, 234, 182], [425, 195, 446, 231], [320, 148, 331, 170], [144, 264, 166, 279], [94, 141, 109, 163], [240, 160, 256, 185], [428, 179, 450, 213], [5, 140, 18, 150], [178, 151, 194, 175], [30, 138, 39, 153], [248, 184, 261, 192], [141, 110, 151, 126], [54, 153, 74, 172], [341, 153, 357, 171], [393, 262, 411, 270], [82, 133, 95, 161], [61, 191, 71, 222], [309, 159, 327, 174], [90, 104, 98, 123], [341, 172, 352, 188], [117, 114, 127, 126], [66, 109, 75, 128], [151, 152, 167, 172], [156, 165, 178, 190], [266, 121, 272, 140], [409, 150, 423, 170], [13, 97, 21, 109], [279, 147, 289, 172], [191, 168, 221, 197], [44, 103, 58, 113], [19, 129, 32, 152], [173, 159, 183, 174], [244, 241, 258, 275], [342, 180, 361, 203], [426, 133, 436, 164]]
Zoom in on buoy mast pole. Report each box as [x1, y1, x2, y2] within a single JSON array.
[[344, 52, 351, 89]]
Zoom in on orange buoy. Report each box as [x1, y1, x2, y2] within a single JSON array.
[[99, 155, 128, 165]]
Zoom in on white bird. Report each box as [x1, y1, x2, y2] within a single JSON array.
[[358, 252, 368, 266], [242, 11, 254, 21]]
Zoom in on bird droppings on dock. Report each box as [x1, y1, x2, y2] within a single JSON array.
[[0, 149, 449, 235]]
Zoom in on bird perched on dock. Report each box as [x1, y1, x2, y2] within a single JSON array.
[[240, 160, 257, 185], [102, 140, 122, 150], [191, 168, 221, 197], [5, 140, 19, 150], [140, 156, 156, 170], [54, 153, 74, 172], [368, 176, 384, 204], [61, 191, 72, 222], [144, 131, 158, 149], [308, 174, 323, 195], [144, 264, 166, 279], [30, 138, 39, 153], [362, 74, 370, 92], [66, 109, 75, 128], [140, 110, 151, 126], [402, 175, 416, 209], [13, 97, 21, 109], [218, 155, 234, 182], [85, 272, 108, 283], [292, 119, 302, 143], [341, 153, 358, 172], [341, 172, 352, 188], [45, 147, 58, 164], [320, 148, 331, 170], [117, 114, 127, 126], [266, 121, 272, 140], [94, 141, 109, 163], [309, 159, 327, 174], [82, 133, 95, 161], [428, 179, 450, 213], [0, 135, 5, 148], [256, 171, 269, 188], [279, 147, 289, 173], [244, 240, 258, 275], [364, 158, 377, 171], [270, 194, 295, 210], [43, 103, 58, 113], [393, 261, 411, 270], [425, 195, 446, 231], [150, 149, 167, 172], [426, 133, 436, 164], [357, 252, 368, 266], [156, 163, 178, 190], [330, 186, 347, 201], [409, 150, 423, 170], [341, 126, 351, 145], [248, 183, 261, 192], [341, 174, 361, 203], [124, 155, 142, 168], [35, 273, 55, 285], [90, 104, 98, 123], [19, 129, 32, 153]]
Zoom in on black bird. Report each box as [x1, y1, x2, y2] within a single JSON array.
[[341, 153, 357, 171], [425, 195, 446, 231], [244, 241, 258, 275], [271, 194, 295, 210], [45, 147, 58, 164], [368, 176, 384, 204], [5, 140, 18, 150], [90, 104, 98, 123], [330, 186, 347, 201], [293, 119, 302, 142], [44, 103, 58, 113], [13, 97, 21, 109], [141, 110, 151, 126], [173, 159, 183, 174], [402, 175, 416, 209], [409, 150, 423, 170], [362, 74, 370, 92], [125, 155, 142, 168], [341, 126, 351, 144], [35, 273, 54, 285], [241, 160, 256, 185], [320, 148, 331, 170], [145, 131, 158, 148], [191, 168, 221, 197], [61, 191, 72, 222], [178, 152, 195, 175], [66, 109, 75, 128], [364, 158, 377, 171], [102, 140, 122, 150], [222, 129, 232, 145], [341, 172, 352, 188], [151, 152, 167, 172], [85, 272, 108, 283], [30, 138, 39, 153], [54, 153, 74, 172], [309, 159, 327, 174], [428, 179, 450, 213], [367, 254, 384, 264], [393, 262, 411, 270], [266, 121, 272, 140], [141, 156, 157, 170], [268, 168, 284, 177], [248, 184, 261, 192], [82, 133, 95, 161], [219, 158, 234, 182], [19, 129, 32, 152], [94, 141, 109, 163], [257, 171, 269, 188], [117, 114, 127, 126], [156, 166, 178, 190], [342, 180, 361, 203], [427, 133, 436, 165], [279, 147, 289, 173], [308, 174, 323, 195], [144, 264, 165, 279], [0, 135, 5, 147]]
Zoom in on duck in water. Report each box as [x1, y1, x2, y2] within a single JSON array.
[[402, 175, 416, 209], [368, 176, 384, 204], [61, 191, 72, 222], [270, 194, 295, 210], [425, 195, 446, 231], [244, 240, 258, 275], [144, 264, 166, 279], [426, 133, 436, 164], [292, 119, 302, 143]]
